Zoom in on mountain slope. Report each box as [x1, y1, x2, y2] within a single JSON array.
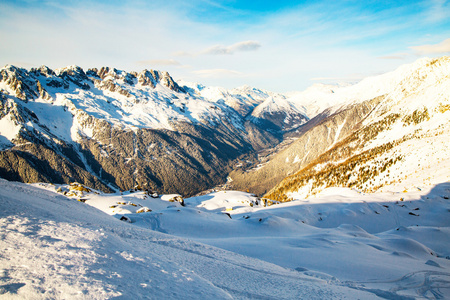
[[230, 96, 382, 195], [0, 65, 305, 196], [248, 96, 309, 133], [265, 56, 450, 201], [230, 56, 450, 197]]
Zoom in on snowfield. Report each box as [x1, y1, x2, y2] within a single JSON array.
[[1, 178, 449, 299], [0, 179, 381, 299]]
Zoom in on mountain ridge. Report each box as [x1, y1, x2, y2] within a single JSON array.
[[0, 57, 448, 199], [229, 56, 450, 198], [0, 64, 307, 195], [263, 56, 450, 200]]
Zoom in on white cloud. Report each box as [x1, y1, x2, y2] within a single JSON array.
[[192, 69, 244, 78], [175, 41, 262, 57], [425, 0, 450, 23], [136, 59, 181, 66], [410, 38, 450, 54], [377, 53, 410, 60], [201, 41, 262, 55], [230, 41, 262, 52]]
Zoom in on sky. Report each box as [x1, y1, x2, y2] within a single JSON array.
[[1, 0, 450, 92]]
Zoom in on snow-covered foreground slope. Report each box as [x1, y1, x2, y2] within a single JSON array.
[[13, 177, 449, 299], [0, 179, 381, 299]]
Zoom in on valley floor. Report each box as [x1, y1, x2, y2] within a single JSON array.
[[0, 178, 449, 299]]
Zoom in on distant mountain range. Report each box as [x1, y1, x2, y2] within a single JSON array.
[[0, 64, 307, 196], [1, 56, 449, 199]]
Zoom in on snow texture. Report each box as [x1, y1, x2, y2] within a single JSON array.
[[0, 179, 381, 299]]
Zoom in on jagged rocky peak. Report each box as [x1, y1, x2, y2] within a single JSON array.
[[92, 67, 120, 80], [1, 65, 24, 77], [89, 67, 137, 86], [26, 66, 55, 100], [137, 69, 159, 88], [54, 65, 91, 90], [0, 65, 27, 84], [0, 65, 39, 101], [160, 71, 184, 93], [56, 65, 87, 78], [98, 66, 113, 79], [85, 67, 132, 97], [138, 69, 184, 93], [30, 65, 56, 77], [2, 64, 186, 97], [123, 72, 137, 85]]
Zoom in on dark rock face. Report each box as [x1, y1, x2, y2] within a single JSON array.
[[136, 69, 185, 92], [1, 66, 40, 101], [159, 71, 185, 93], [31, 65, 56, 77], [0, 143, 112, 192], [138, 70, 158, 88], [94, 79, 131, 97], [73, 116, 253, 196], [57, 66, 91, 90]]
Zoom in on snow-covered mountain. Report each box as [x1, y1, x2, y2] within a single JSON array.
[[286, 57, 450, 119], [0, 65, 266, 133], [1, 56, 449, 299], [180, 82, 280, 117], [249, 96, 309, 133], [0, 65, 306, 195], [1, 57, 448, 199], [266, 56, 450, 201], [285, 83, 339, 118], [231, 56, 450, 198]]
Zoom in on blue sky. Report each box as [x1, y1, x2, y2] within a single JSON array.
[[1, 0, 449, 92]]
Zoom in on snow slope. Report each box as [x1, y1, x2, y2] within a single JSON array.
[[0, 179, 380, 299], [25, 176, 450, 299], [260, 56, 450, 200], [286, 57, 450, 119]]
